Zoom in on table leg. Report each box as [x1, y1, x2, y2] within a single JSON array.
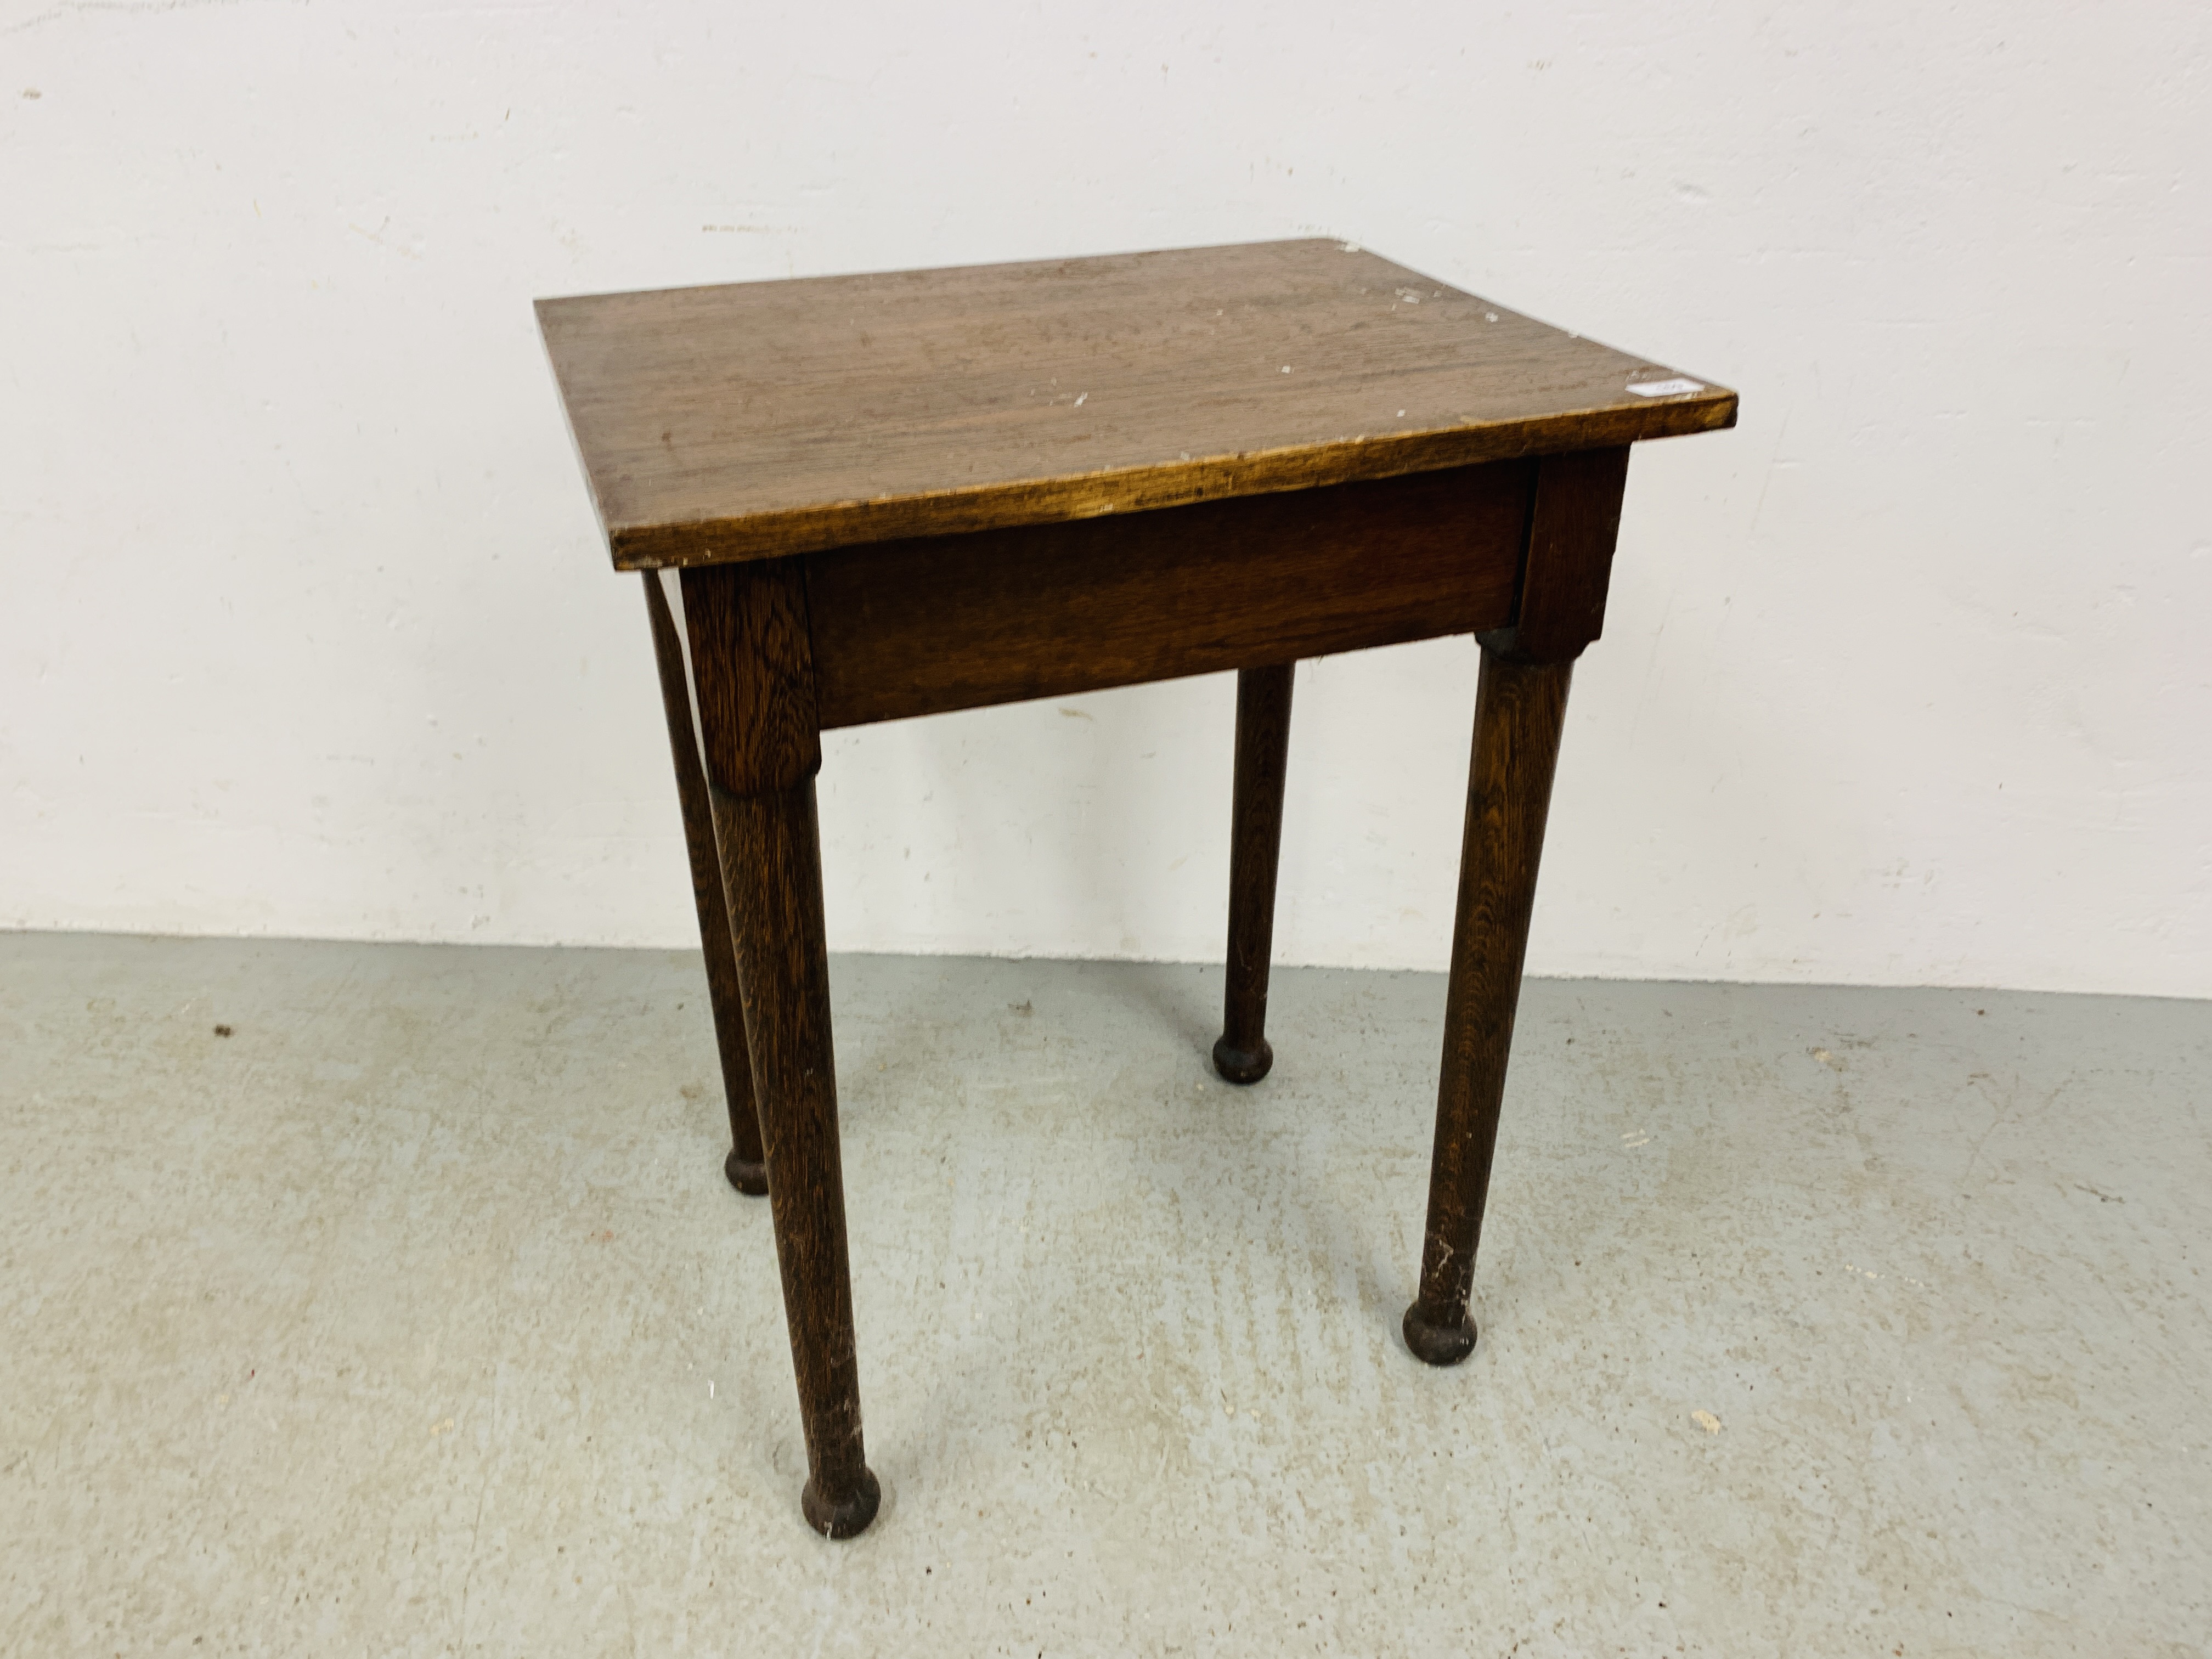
[[641, 573, 767, 1195], [1213, 662, 1296, 1084], [710, 776, 881, 1538], [1403, 647, 1573, 1365]]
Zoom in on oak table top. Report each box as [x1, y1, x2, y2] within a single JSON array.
[[535, 237, 1735, 570]]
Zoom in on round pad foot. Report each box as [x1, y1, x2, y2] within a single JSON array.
[[724, 1148, 768, 1197], [802, 1465, 882, 1539], [1211, 1035, 1274, 1085], [1402, 1303, 1477, 1367]]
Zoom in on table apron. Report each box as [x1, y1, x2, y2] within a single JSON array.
[[804, 459, 1534, 729]]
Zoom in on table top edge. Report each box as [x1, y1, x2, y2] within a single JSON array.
[[602, 389, 1737, 571]]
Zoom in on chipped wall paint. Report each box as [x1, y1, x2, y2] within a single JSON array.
[[2, 1, 2207, 995]]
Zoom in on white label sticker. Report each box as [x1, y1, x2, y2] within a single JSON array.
[[1626, 377, 1705, 398]]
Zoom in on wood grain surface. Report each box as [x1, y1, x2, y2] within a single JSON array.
[[708, 777, 881, 1538], [640, 573, 767, 1193], [678, 558, 821, 796], [1213, 663, 1296, 1086], [1404, 649, 1575, 1367], [537, 239, 1736, 569], [1483, 445, 1632, 665], [806, 461, 1528, 730]]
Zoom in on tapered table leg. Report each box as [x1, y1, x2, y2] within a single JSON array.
[[641, 573, 768, 1195], [1403, 647, 1574, 1365], [1213, 662, 1296, 1084], [710, 776, 881, 1538]]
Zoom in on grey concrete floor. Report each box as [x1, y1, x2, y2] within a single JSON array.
[[2, 935, 2207, 1657]]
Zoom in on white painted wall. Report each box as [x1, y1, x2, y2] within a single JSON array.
[[4, 1, 2207, 996]]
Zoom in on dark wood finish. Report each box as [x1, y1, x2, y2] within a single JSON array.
[[1402, 443, 1628, 1365], [1485, 445, 1632, 664], [808, 463, 1526, 730], [684, 555, 877, 1537], [709, 777, 879, 1537], [640, 572, 766, 1195], [535, 239, 1736, 570], [540, 238, 1739, 1538], [680, 558, 820, 794], [1402, 650, 1575, 1365], [1213, 664, 1296, 1085]]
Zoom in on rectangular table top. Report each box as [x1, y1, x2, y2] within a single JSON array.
[[537, 238, 1734, 571]]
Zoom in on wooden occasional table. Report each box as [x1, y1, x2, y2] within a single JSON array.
[[537, 239, 1735, 1538]]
